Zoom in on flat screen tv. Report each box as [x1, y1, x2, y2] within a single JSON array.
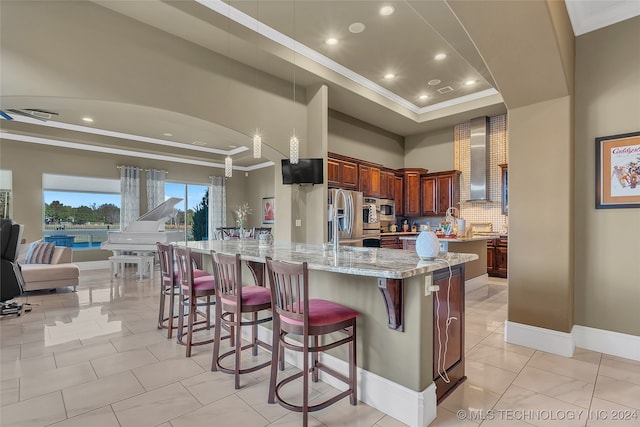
[[281, 158, 324, 185]]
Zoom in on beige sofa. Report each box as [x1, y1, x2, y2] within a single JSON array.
[[17, 244, 80, 292]]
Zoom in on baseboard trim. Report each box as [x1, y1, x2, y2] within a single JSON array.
[[505, 321, 575, 357], [247, 324, 436, 427], [572, 325, 640, 362], [465, 273, 489, 293]]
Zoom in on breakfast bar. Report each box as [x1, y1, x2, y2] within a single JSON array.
[[179, 239, 478, 427]]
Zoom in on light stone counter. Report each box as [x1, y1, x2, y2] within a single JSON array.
[[398, 235, 493, 242], [182, 239, 477, 279]]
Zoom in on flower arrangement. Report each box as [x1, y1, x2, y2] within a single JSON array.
[[234, 203, 252, 228], [439, 220, 453, 236]]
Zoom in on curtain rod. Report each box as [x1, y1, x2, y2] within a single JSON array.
[[116, 166, 167, 173]]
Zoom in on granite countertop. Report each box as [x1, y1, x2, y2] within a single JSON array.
[[181, 239, 478, 280], [398, 235, 495, 242]]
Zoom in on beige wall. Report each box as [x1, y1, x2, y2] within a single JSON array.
[[574, 17, 640, 336], [508, 96, 574, 332], [328, 110, 404, 169], [245, 167, 275, 230], [404, 127, 455, 172]]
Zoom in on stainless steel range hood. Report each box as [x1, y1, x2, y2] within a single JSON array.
[[466, 116, 492, 202]]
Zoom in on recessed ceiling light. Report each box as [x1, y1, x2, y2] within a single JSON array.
[[383, 73, 396, 80], [325, 37, 339, 45], [464, 80, 477, 86], [428, 79, 441, 86], [349, 22, 365, 33], [82, 117, 94, 123], [418, 94, 429, 100], [162, 132, 173, 137], [192, 141, 207, 146], [379, 6, 395, 16], [228, 145, 237, 148], [434, 53, 447, 60]]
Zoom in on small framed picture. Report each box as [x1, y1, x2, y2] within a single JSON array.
[[595, 131, 640, 209], [262, 197, 275, 224]]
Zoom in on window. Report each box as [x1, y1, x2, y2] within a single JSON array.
[[43, 174, 120, 250], [0, 170, 12, 219], [165, 182, 210, 241]]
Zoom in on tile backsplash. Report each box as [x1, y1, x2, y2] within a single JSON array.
[[454, 114, 509, 234]]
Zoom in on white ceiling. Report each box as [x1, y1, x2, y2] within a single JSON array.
[[1, 1, 638, 170], [565, 0, 640, 36]]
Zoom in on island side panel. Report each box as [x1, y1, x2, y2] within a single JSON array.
[[448, 240, 487, 281], [309, 270, 434, 392]]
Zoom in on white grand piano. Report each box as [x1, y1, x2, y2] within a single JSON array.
[[101, 197, 184, 254]]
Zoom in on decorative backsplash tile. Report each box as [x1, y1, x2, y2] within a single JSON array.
[[454, 114, 509, 233]]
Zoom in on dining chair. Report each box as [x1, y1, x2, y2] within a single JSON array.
[[265, 257, 359, 427], [210, 251, 273, 389], [174, 246, 216, 357]]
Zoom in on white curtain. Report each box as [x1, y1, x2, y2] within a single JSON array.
[[120, 166, 140, 230], [146, 169, 166, 210], [209, 176, 226, 239]]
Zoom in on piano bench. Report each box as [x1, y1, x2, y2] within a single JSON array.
[[109, 255, 154, 281]]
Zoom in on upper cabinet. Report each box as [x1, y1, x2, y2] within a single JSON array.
[[358, 164, 381, 197], [380, 170, 396, 199], [329, 153, 459, 218], [401, 168, 428, 217], [327, 155, 358, 190], [329, 152, 381, 197], [421, 170, 461, 216], [394, 174, 404, 216]]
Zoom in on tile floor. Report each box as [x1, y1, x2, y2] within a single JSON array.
[[1, 270, 639, 427]]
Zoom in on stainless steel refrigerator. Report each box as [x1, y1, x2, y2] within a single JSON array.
[[328, 189, 364, 246]]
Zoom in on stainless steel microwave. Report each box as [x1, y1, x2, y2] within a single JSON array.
[[377, 199, 396, 221]]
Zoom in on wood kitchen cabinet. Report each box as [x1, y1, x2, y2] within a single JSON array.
[[487, 236, 508, 278], [359, 164, 381, 197], [433, 263, 465, 402], [394, 174, 404, 216], [380, 170, 396, 199], [421, 170, 461, 216], [381, 235, 402, 249], [401, 168, 428, 217], [327, 155, 358, 190]]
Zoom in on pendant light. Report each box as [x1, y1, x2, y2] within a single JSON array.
[[289, 0, 299, 164], [224, 2, 233, 177], [225, 156, 232, 178], [252, 0, 262, 158]]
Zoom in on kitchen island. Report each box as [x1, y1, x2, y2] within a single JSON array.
[[400, 235, 491, 283], [179, 239, 477, 427]]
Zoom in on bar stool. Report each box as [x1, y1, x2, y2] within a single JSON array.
[[175, 247, 216, 357], [157, 243, 211, 339], [210, 252, 273, 389], [265, 257, 359, 427]]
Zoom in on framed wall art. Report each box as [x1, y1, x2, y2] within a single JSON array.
[[595, 131, 640, 209], [262, 197, 275, 223]]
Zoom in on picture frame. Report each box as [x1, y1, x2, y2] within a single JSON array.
[[262, 197, 275, 223], [595, 131, 640, 209]]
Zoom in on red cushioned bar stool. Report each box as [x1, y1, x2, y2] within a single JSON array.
[[174, 246, 216, 357], [157, 242, 211, 339], [210, 251, 273, 389], [265, 257, 359, 427]]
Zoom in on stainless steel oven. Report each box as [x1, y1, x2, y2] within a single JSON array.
[[377, 199, 396, 222], [362, 197, 381, 239]]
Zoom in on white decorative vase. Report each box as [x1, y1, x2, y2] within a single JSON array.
[[415, 230, 440, 260]]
